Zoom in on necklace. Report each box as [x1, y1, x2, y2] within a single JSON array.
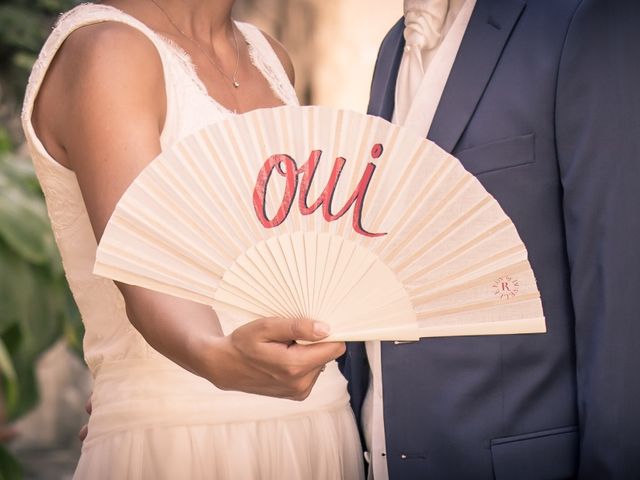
[[149, 0, 241, 88]]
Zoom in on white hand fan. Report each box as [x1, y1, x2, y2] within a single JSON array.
[[94, 106, 545, 341]]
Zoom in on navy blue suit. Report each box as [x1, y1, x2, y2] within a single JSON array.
[[341, 0, 640, 478]]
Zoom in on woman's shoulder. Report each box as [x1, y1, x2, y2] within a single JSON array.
[[38, 3, 171, 76], [50, 3, 159, 54], [60, 19, 160, 67], [25, 11, 166, 168], [41, 18, 164, 108]]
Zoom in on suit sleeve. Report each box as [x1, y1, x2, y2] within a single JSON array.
[[555, 0, 640, 477]]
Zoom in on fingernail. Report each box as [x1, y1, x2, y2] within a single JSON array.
[[313, 321, 330, 337]]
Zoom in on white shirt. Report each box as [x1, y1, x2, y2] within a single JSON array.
[[362, 1, 476, 478]]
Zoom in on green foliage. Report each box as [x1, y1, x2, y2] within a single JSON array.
[[0, 153, 82, 419], [0, 153, 82, 479], [0, 0, 80, 101], [0, 444, 22, 480], [0, 129, 11, 155], [0, 1, 84, 477]]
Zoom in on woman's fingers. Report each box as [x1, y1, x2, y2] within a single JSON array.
[[78, 424, 88, 442], [249, 317, 331, 344], [208, 317, 344, 400], [78, 393, 92, 441]]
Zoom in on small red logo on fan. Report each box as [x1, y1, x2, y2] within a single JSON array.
[[493, 276, 519, 300]]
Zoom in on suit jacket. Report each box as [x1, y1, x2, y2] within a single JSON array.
[[341, 0, 640, 478]]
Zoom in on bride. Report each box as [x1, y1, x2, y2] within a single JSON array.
[[21, 0, 364, 478]]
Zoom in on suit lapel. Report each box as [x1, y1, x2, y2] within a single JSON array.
[[428, 0, 526, 152], [367, 18, 404, 120]]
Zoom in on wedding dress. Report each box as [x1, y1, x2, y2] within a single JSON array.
[[21, 4, 363, 479]]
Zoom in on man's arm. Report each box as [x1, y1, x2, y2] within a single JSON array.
[[556, 0, 640, 476]]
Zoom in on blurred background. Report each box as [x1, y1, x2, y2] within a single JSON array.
[[0, 0, 401, 478]]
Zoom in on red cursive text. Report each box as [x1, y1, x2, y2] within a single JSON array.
[[252, 144, 386, 237]]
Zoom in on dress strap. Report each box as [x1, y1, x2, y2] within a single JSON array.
[[235, 22, 299, 107], [22, 3, 180, 133]]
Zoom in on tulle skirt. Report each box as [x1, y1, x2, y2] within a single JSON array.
[[74, 358, 364, 480]]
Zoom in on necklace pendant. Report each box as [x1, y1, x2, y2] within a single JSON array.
[[233, 81, 240, 88]]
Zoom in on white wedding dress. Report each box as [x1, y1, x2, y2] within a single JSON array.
[[21, 4, 364, 479]]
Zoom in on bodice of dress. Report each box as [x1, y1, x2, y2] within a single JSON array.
[[21, 3, 299, 374]]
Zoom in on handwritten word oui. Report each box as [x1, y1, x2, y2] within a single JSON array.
[[252, 143, 386, 238]]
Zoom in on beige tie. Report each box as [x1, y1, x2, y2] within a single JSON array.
[[394, 0, 450, 125]]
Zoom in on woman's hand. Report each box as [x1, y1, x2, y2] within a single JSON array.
[[78, 396, 92, 442], [205, 318, 344, 400]]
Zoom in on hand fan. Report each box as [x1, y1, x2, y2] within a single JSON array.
[[94, 106, 545, 341]]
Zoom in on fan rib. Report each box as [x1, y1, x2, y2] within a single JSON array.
[[375, 160, 456, 256], [392, 195, 494, 273], [115, 209, 226, 279], [272, 236, 307, 319], [216, 276, 282, 317], [199, 131, 263, 243], [98, 242, 218, 296], [403, 219, 513, 284], [383, 173, 474, 262], [291, 233, 317, 318], [277, 233, 308, 318], [253, 241, 302, 317], [254, 110, 302, 233], [327, 283, 413, 332], [322, 110, 345, 236], [416, 292, 541, 321], [226, 250, 300, 318], [220, 120, 273, 239], [335, 114, 373, 238], [412, 259, 533, 305], [320, 251, 379, 322], [361, 128, 425, 237], [325, 322, 419, 342], [313, 234, 339, 320], [95, 261, 219, 307], [211, 296, 265, 320], [314, 236, 346, 320], [165, 145, 247, 255], [303, 233, 318, 318], [417, 316, 546, 337], [408, 244, 527, 297], [220, 122, 272, 240], [316, 239, 374, 322], [96, 247, 217, 297], [176, 139, 256, 252], [134, 173, 239, 264]]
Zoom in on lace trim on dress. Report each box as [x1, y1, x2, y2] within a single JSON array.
[[236, 22, 299, 107], [152, 34, 231, 115], [155, 21, 299, 112]]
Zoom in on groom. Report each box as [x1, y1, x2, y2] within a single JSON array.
[[341, 0, 640, 478]]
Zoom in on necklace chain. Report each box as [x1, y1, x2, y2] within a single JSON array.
[[148, 0, 241, 88]]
